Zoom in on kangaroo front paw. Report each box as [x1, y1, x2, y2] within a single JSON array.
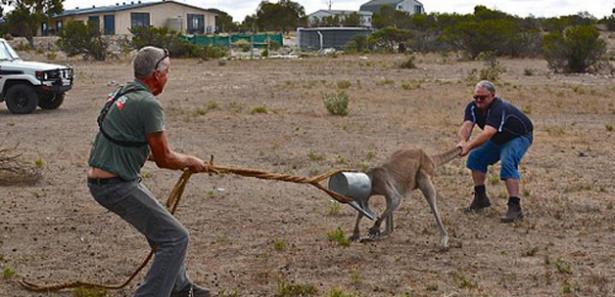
[[368, 227, 381, 240]]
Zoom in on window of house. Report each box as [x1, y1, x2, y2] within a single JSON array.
[[88, 16, 100, 32], [131, 12, 150, 29], [414, 5, 422, 14], [41, 22, 49, 36], [56, 21, 63, 33], [187, 14, 205, 34], [104, 15, 115, 35]]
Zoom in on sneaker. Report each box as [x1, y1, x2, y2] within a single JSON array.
[[171, 283, 211, 297], [464, 191, 491, 212], [501, 201, 523, 223]]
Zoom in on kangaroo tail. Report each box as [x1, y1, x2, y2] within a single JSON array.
[[431, 146, 461, 167]]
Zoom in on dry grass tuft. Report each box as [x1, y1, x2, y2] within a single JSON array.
[[0, 144, 42, 186]]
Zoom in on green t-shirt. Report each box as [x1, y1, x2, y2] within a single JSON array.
[[88, 80, 165, 181]]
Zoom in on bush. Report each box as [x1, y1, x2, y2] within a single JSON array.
[[368, 27, 413, 52], [345, 35, 369, 53], [400, 55, 417, 69], [323, 92, 349, 116], [57, 21, 107, 61], [233, 39, 251, 52], [130, 26, 227, 59], [543, 25, 607, 73]]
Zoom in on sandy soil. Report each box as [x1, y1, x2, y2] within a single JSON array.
[[1, 52, 614, 297]]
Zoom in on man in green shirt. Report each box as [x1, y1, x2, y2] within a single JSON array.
[[87, 46, 211, 297]]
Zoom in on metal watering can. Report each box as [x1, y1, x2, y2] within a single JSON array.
[[328, 172, 376, 221]]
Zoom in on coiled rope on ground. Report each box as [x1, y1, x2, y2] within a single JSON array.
[[18, 159, 353, 292]]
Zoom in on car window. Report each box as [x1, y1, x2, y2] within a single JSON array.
[[0, 41, 19, 60]]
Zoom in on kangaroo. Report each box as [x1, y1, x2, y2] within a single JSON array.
[[350, 147, 461, 249]]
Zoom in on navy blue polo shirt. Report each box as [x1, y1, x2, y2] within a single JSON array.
[[464, 97, 533, 145]]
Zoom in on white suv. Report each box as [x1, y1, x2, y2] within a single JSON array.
[[0, 38, 73, 114]]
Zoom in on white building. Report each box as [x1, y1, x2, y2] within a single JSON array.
[[359, 0, 424, 15], [307, 10, 373, 27]]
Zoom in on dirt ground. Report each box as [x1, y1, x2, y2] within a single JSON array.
[[1, 51, 614, 297]]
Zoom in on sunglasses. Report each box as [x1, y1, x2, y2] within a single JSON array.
[[473, 95, 489, 101], [154, 48, 169, 71]]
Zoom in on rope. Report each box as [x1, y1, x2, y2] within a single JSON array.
[[18, 161, 353, 293]]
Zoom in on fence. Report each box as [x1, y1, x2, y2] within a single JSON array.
[[182, 33, 284, 48]]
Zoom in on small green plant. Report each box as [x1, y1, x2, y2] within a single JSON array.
[[273, 239, 287, 251], [337, 80, 351, 89], [307, 151, 326, 162], [401, 81, 421, 90], [327, 201, 342, 216], [376, 78, 395, 86], [326, 287, 357, 297], [250, 106, 269, 114], [207, 101, 219, 111], [425, 284, 438, 291], [523, 246, 539, 257], [46, 50, 57, 60], [275, 278, 318, 297], [400, 55, 416, 69], [73, 287, 108, 297], [3, 267, 15, 279], [229, 102, 244, 113], [555, 259, 573, 274], [523, 68, 535, 76], [326, 227, 350, 247], [522, 105, 532, 115], [350, 268, 361, 286], [453, 272, 476, 289], [261, 48, 269, 57], [606, 124, 613, 132], [34, 158, 45, 168], [323, 91, 349, 116], [233, 39, 251, 52], [193, 107, 207, 116]]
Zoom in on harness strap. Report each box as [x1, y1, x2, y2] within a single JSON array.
[[97, 87, 149, 148]]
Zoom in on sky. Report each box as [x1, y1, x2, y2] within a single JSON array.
[[62, 0, 614, 23]]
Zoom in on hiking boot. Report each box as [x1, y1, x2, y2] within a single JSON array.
[[171, 283, 211, 297], [501, 201, 524, 223], [464, 191, 491, 212]]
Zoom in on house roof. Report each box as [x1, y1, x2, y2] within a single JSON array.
[[308, 10, 373, 17], [54, 0, 215, 18], [360, 0, 423, 8]]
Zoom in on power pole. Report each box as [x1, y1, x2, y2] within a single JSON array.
[[328, 0, 332, 11]]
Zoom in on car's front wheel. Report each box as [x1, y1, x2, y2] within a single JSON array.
[[38, 92, 65, 110], [5, 84, 38, 114]]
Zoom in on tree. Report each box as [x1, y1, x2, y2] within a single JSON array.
[[57, 21, 107, 61], [1, 0, 63, 43], [372, 5, 411, 29], [342, 12, 361, 27], [253, 0, 306, 33], [208, 8, 238, 33], [543, 24, 606, 73]]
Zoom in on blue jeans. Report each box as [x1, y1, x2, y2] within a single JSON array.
[[88, 179, 191, 297], [467, 134, 533, 180]]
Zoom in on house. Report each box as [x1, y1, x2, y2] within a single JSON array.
[[359, 0, 424, 15], [307, 10, 373, 27], [41, 0, 217, 36]]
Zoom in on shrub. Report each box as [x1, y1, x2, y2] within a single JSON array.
[[275, 278, 317, 297], [336, 80, 351, 89], [57, 21, 107, 61], [345, 35, 369, 53], [326, 227, 350, 247], [400, 55, 417, 69], [130, 26, 226, 59], [323, 92, 349, 116], [543, 25, 607, 73], [3, 267, 15, 279], [368, 27, 413, 52], [233, 39, 251, 52]]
